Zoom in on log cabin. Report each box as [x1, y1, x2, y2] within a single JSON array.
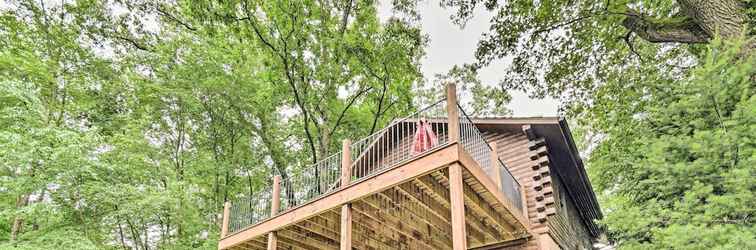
[[219, 84, 602, 250]]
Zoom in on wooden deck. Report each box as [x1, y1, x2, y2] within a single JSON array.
[[219, 142, 530, 250]]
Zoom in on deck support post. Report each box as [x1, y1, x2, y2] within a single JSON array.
[[267, 175, 281, 250], [340, 139, 353, 250], [446, 83, 460, 142], [490, 142, 503, 189], [449, 163, 468, 250], [221, 201, 231, 238]]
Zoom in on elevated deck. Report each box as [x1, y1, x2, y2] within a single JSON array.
[[219, 85, 530, 250]]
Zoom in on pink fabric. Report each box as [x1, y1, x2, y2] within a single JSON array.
[[411, 118, 438, 155]]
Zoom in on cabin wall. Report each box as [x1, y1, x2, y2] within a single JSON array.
[[548, 173, 592, 250], [482, 128, 592, 250]]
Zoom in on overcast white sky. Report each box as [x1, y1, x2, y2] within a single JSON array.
[[378, 1, 559, 117]]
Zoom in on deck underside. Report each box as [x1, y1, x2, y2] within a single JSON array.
[[226, 166, 527, 250]]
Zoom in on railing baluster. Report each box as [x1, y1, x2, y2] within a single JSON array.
[[226, 99, 455, 235]]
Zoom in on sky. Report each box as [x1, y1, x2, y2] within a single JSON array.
[[378, 1, 559, 117]]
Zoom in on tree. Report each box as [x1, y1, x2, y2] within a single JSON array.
[[585, 38, 755, 248], [408, 0, 755, 102], [1, 0, 428, 249], [183, 0, 426, 164], [393, 0, 756, 248]]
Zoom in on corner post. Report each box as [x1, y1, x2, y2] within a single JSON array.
[[520, 182, 530, 226], [267, 175, 281, 250], [340, 139, 353, 250], [449, 163, 468, 250], [221, 201, 231, 238], [490, 142, 503, 189], [446, 83, 460, 143]]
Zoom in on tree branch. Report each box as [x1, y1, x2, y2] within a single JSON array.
[[621, 10, 710, 44], [622, 31, 644, 62], [112, 34, 153, 52], [328, 86, 373, 137], [339, 0, 354, 35], [155, 6, 197, 31]]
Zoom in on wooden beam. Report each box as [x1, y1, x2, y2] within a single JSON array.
[[340, 139, 352, 250], [519, 181, 530, 228], [458, 149, 530, 232], [221, 201, 231, 238], [413, 175, 498, 245], [282, 226, 340, 249], [341, 139, 352, 185], [351, 199, 439, 249], [294, 216, 339, 243], [219, 143, 459, 250], [268, 175, 281, 250], [449, 163, 468, 250], [446, 83, 460, 142], [340, 204, 352, 250], [373, 190, 453, 248], [349, 209, 406, 249], [277, 230, 323, 250], [435, 170, 517, 238], [319, 210, 375, 250]]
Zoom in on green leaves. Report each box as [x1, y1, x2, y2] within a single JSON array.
[[586, 38, 755, 248], [2, 0, 427, 248]]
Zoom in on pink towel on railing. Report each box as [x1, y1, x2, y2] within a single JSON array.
[[411, 118, 438, 155]]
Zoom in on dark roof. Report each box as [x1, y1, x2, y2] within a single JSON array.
[[470, 117, 603, 237]]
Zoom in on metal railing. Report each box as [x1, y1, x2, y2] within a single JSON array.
[[279, 151, 342, 213], [498, 159, 523, 214], [350, 99, 449, 182], [225, 98, 526, 236], [458, 103, 524, 214], [225, 99, 450, 235], [228, 187, 272, 234], [458, 103, 493, 174]]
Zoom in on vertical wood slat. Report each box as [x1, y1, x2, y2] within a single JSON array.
[[340, 139, 353, 250], [268, 176, 281, 250], [446, 83, 460, 142], [221, 201, 231, 238], [449, 163, 468, 250]]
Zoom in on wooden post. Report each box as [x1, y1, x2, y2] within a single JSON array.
[[490, 142, 503, 189], [221, 201, 231, 238], [446, 83, 460, 142], [340, 204, 353, 250], [267, 175, 281, 250], [341, 139, 352, 186], [340, 139, 353, 250], [520, 182, 530, 226], [449, 163, 468, 250]]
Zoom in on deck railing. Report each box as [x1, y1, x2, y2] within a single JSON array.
[[224, 97, 525, 236], [458, 103, 493, 174], [458, 103, 524, 214], [498, 159, 524, 214], [350, 99, 449, 182], [279, 151, 343, 213], [227, 186, 272, 234]]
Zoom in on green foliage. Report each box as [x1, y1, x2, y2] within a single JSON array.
[[586, 38, 756, 249], [0, 0, 427, 249], [435, 0, 708, 103]]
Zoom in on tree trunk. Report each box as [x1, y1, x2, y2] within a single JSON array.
[[623, 0, 749, 44], [677, 0, 747, 39], [10, 195, 29, 241]]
